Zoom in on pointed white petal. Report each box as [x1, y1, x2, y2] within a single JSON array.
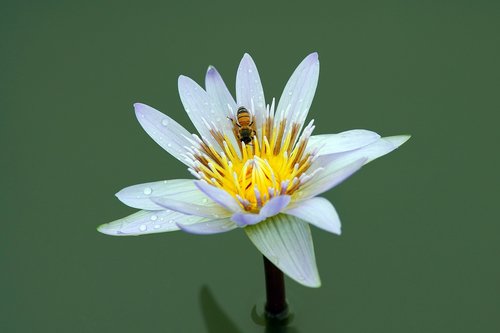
[[307, 129, 381, 155], [116, 179, 199, 210], [299, 158, 366, 200], [275, 53, 320, 135], [178, 75, 221, 149], [245, 214, 321, 287], [235, 54, 266, 139], [177, 218, 237, 235], [285, 197, 341, 235], [205, 66, 236, 111], [194, 181, 242, 213], [312, 135, 410, 171], [152, 196, 230, 218], [134, 103, 193, 165], [205, 66, 241, 152], [97, 209, 208, 236], [300, 135, 410, 199]]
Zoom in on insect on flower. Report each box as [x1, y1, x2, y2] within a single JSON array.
[[228, 106, 257, 145], [98, 53, 410, 287]]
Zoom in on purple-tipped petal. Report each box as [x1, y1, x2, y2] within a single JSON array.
[[274, 53, 320, 137], [285, 197, 341, 235], [177, 218, 237, 235], [97, 210, 208, 236], [307, 130, 381, 155], [194, 181, 242, 213], [260, 195, 291, 217], [236, 53, 266, 138], [231, 212, 265, 227], [134, 103, 193, 165], [245, 214, 321, 287]]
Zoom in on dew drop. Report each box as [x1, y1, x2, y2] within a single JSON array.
[[143, 187, 153, 195], [167, 143, 172, 147], [150, 215, 158, 221], [161, 118, 169, 126], [139, 224, 147, 231], [202, 198, 208, 204], [154, 224, 161, 229], [248, 68, 253, 73], [288, 91, 293, 96]]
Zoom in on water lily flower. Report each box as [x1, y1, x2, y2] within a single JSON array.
[[98, 53, 409, 288]]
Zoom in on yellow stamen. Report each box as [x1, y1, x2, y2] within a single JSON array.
[[191, 115, 315, 213]]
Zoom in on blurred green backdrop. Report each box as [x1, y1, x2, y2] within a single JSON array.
[[1, 0, 499, 332]]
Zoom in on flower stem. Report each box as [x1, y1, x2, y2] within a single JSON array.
[[263, 256, 288, 320]]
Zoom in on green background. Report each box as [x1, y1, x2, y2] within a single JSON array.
[[1, 0, 499, 332]]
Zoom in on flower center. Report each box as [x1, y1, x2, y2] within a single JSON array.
[[187, 104, 319, 213]]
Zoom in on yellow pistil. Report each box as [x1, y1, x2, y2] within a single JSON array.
[[191, 113, 315, 213]]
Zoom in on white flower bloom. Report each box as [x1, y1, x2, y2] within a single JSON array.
[[98, 53, 410, 287]]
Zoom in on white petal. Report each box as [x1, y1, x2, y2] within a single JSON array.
[[300, 135, 410, 199], [284, 197, 341, 235], [205, 66, 241, 153], [116, 179, 198, 210], [245, 214, 321, 287], [275, 53, 319, 135], [313, 135, 410, 170], [194, 181, 242, 212], [178, 76, 221, 149], [177, 218, 237, 235], [299, 158, 366, 200], [97, 209, 208, 236], [134, 103, 193, 165], [152, 196, 230, 218], [307, 129, 381, 155], [235, 53, 266, 139]]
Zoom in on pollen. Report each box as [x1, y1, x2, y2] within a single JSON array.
[[186, 101, 318, 213]]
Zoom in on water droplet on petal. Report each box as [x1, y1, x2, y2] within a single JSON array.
[[288, 91, 293, 96], [248, 68, 253, 73], [161, 118, 169, 126], [143, 187, 153, 195], [139, 224, 147, 231], [167, 143, 172, 147], [154, 224, 161, 229], [202, 198, 208, 204], [150, 215, 158, 221]]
